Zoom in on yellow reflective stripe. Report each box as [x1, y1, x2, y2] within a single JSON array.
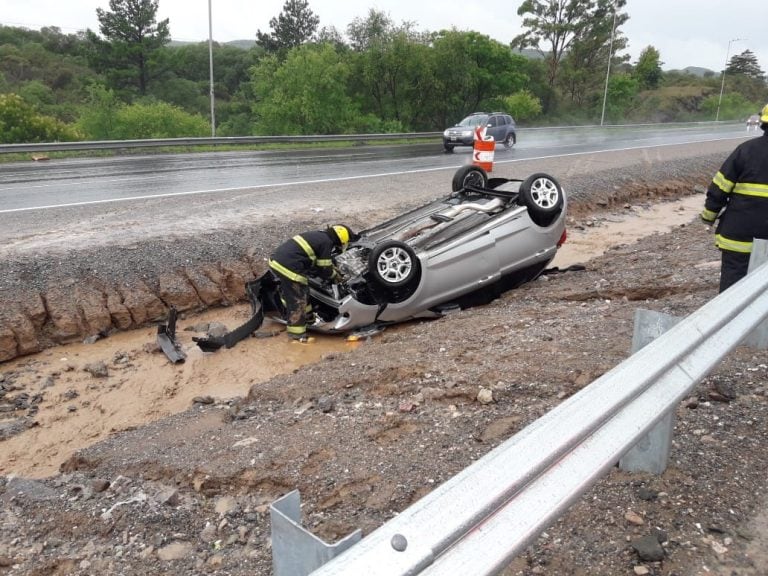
[[712, 171, 735, 193], [701, 208, 717, 221], [293, 235, 316, 262], [316, 258, 333, 267], [269, 259, 308, 284], [733, 182, 768, 197], [715, 234, 752, 253], [286, 325, 306, 334]]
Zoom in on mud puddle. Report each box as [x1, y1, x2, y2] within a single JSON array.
[[0, 195, 702, 479], [552, 194, 703, 268], [1, 306, 359, 478]]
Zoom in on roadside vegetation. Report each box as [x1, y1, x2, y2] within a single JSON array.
[[1, 0, 766, 145]]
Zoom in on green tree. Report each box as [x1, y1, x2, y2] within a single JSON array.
[[111, 100, 209, 138], [600, 72, 638, 121], [0, 25, 99, 105], [727, 50, 765, 82], [720, 73, 768, 106], [86, 0, 170, 95], [701, 91, 755, 121], [250, 44, 358, 135], [256, 0, 320, 54], [77, 85, 209, 139], [0, 93, 82, 143], [316, 25, 347, 50], [147, 42, 260, 120], [634, 46, 663, 90], [76, 84, 122, 139], [345, 11, 432, 129], [17, 80, 55, 108], [429, 30, 530, 128], [347, 9, 399, 51], [502, 90, 543, 121], [557, 6, 629, 109], [512, 0, 628, 93]]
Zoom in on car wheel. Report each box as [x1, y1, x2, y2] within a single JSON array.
[[520, 173, 564, 226], [503, 132, 516, 149], [369, 240, 420, 289], [451, 165, 488, 192], [443, 144, 455, 153]]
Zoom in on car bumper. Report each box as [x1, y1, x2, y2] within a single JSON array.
[[443, 136, 474, 146]]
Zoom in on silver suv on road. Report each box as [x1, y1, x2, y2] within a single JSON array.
[[443, 112, 517, 152]]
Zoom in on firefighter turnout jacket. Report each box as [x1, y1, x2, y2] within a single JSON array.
[[268, 230, 337, 284], [702, 130, 768, 253]]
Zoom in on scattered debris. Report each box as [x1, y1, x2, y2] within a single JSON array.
[[156, 306, 186, 364]]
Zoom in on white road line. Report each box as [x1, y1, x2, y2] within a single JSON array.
[[0, 135, 744, 215]]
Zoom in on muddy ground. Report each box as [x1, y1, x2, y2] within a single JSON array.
[[2, 141, 768, 576]]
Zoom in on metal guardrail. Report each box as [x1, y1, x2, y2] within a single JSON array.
[[0, 132, 442, 154], [289, 249, 768, 576], [0, 121, 739, 155]]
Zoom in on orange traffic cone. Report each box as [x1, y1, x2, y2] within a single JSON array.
[[472, 126, 494, 172]]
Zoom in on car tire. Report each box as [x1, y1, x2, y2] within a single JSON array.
[[369, 240, 420, 289], [503, 132, 516, 149], [519, 173, 564, 226], [451, 165, 488, 192], [443, 144, 455, 153]]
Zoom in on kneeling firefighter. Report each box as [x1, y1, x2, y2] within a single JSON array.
[[268, 225, 358, 342]]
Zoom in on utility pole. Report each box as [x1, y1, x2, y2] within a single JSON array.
[[600, 1, 618, 127], [715, 38, 743, 122], [208, 0, 216, 137]]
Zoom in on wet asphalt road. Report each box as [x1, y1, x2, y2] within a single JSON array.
[[0, 123, 750, 214]]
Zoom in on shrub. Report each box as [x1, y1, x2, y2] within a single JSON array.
[[0, 93, 82, 143]]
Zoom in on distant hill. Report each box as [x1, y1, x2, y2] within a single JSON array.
[[169, 39, 254, 49], [224, 39, 256, 50], [668, 66, 717, 77]]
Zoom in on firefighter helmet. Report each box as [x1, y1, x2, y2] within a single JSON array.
[[330, 225, 357, 249], [761, 103, 768, 124]]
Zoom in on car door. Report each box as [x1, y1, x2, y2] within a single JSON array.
[[486, 115, 503, 143], [414, 226, 500, 310]]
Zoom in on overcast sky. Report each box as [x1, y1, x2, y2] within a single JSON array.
[[3, 0, 767, 74]]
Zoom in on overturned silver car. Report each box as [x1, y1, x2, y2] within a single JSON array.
[[194, 165, 566, 351]]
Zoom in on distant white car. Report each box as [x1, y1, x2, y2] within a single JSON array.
[[747, 114, 760, 131]]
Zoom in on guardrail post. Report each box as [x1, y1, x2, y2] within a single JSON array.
[[270, 490, 362, 576], [743, 239, 768, 349], [618, 308, 681, 474]]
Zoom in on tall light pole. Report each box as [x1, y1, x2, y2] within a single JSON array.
[[600, 1, 618, 127], [208, 0, 216, 137], [715, 38, 742, 122]]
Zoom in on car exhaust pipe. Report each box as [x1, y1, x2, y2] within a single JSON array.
[[438, 197, 505, 218], [395, 198, 506, 242]]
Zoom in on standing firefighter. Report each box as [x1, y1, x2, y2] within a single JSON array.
[[701, 103, 768, 292], [268, 225, 357, 342]]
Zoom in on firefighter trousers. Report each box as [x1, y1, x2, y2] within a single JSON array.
[[279, 278, 314, 338], [719, 250, 751, 293]]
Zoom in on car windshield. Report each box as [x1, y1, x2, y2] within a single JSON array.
[[457, 115, 488, 127]]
